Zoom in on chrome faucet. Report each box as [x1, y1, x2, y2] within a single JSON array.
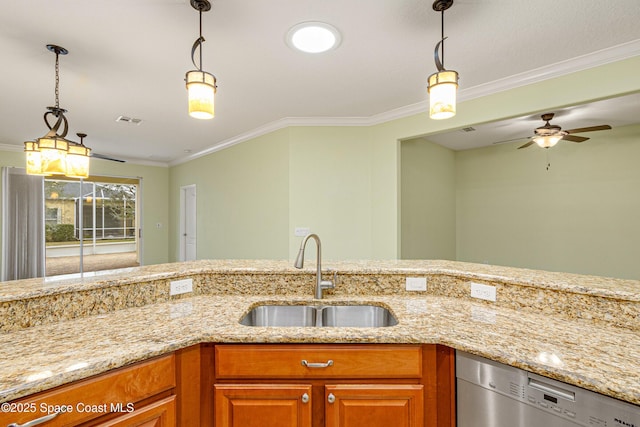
[[294, 233, 335, 299]]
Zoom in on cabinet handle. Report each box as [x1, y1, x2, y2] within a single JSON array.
[[301, 359, 333, 368], [7, 411, 61, 427], [301, 393, 310, 404], [327, 393, 336, 404]]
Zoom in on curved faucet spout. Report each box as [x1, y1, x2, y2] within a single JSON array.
[[294, 234, 334, 299]]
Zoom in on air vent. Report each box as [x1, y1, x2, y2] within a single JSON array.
[[510, 382, 525, 398], [461, 127, 476, 132], [116, 115, 143, 125]]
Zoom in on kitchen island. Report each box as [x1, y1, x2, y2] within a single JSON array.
[[0, 259, 638, 409]]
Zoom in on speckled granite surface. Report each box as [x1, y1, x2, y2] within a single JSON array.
[[0, 260, 638, 406]]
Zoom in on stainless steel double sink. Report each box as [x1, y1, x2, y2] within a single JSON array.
[[240, 303, 398, 328]]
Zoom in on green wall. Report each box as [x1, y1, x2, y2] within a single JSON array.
[[288, 126, 375, 260], [0, 150, 170, 267], [168, 129, 290, 261], [400, 138, 456, 260], [455, 124, 640, 279], [399, 124, 640, 279]]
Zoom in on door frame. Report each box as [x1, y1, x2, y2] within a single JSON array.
[[179, 184, 197, 262]]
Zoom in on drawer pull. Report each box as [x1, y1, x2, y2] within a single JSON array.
[[327, 393, 336, 404], [8, 411, 61, 427], [301, 393, 310, 404], [301, 359, 334, 368]]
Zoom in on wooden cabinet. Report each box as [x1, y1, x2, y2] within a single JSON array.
[[95, 396, 176, 427], [212, 344, 454, 427], [325, 385, 423, 427], [0, 355, 176, 427], [215, 384, 312, 427]]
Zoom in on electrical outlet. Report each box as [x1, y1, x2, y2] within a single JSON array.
[[470, 282, 497, 302], [170, 278, 193, 296], [405, 277, 427, 291]]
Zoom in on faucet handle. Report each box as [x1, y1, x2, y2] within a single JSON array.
[[320, 271, 337, 290]]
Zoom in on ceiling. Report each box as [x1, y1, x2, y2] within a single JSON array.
[[1, 0, 639, 166]]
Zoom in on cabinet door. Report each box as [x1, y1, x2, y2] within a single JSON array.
[[325, 385, 423, 427], [215, 384, 312, 427], [95, 396, 175, 427]]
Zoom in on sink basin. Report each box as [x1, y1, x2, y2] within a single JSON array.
[[321, 305, 398, 327], [239, 305, 317, 327], [240, 304, 397, 327]]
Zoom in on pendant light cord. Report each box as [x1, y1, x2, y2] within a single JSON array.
[[54, 51, 60, 110], [198, 8, 203, 70], [190, 5, 207, 71], [440, 9, 445, 69]]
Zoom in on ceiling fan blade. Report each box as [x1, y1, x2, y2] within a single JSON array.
[[517, 140, 535, 149], [91, 152, 126, 163], [562, 135, 589, 143], [492, 136, 529, 145], [564, 125, 611, 134]]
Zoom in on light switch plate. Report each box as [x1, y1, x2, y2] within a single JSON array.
[[295, 227, 311, 237], [170, 278, 193, 296], [470, 282, 497, 302], [405, 277, 427, 291]]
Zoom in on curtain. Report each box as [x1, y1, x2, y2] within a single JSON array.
[[1, 167, 45, 281]]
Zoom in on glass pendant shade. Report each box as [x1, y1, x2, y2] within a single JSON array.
[[66, 144, 91, 178], [24, 141, 46, 175], [37, 137, 68, 175], [186, 70, 216, 120], [428, 70, 458, 120], [533, 135, 563, 148]]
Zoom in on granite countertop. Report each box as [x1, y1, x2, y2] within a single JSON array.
[[0, 260, 638, 406]]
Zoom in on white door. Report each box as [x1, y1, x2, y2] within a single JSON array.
[[180, 185, 197, 261]]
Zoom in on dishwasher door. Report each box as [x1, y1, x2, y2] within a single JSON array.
[[456, 351, 640, 427], [457, 378, 580, 427]]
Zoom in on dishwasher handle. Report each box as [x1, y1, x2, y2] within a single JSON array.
[[528, 377, 575, 401]]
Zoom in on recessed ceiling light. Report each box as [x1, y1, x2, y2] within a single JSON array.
[[286, 21, 342, 53]]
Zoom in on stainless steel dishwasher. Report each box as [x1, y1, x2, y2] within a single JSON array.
[[456, 351, 639, 427]]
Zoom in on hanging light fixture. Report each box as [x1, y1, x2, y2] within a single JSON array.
[[24, 45, 91, 177], [185, 0, 217, 119], [427, 0, 459, 120]]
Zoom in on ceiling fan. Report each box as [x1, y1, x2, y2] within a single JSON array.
[[517, 113, 612, 149]]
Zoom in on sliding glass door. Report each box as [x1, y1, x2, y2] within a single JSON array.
[[44, 176, 140, 276], [1, 167, 141, 280]]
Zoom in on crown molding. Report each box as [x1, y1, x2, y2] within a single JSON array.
[[0, 143, 21, 153]]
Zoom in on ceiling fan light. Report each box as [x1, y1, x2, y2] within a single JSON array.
[[66, 144, 91, 179], [186, 70, 216, 119], [533, 135, 562, 148], [428, 70, 458, 120]]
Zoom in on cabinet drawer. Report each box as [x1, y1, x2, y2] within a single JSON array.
[[215, 345, 422, 379], [0, 354, 175, 427]]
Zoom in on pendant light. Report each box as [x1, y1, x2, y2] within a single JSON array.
[[24, 45, 91, 177], [427, 0, 459, 120], [185, 0, 217, 119]]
